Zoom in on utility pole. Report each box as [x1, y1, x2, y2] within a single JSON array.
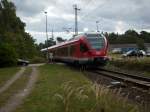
[[96, 21, 99, 32], [51, 28, 54, 39], [44, 11, 49, 62], [73, 4, 80, 36]]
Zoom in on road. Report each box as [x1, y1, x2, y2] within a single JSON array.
[[0, 64, 44, 112]]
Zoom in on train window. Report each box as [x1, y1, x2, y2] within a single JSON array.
[[86, 34, 105, 50], [70, 45, 75, 55], [80, 43, 88, 52]]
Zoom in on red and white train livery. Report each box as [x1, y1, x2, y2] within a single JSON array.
[[41, 32, 109, 66]]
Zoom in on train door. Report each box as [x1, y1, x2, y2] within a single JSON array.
[[80, 43, 89, 57]]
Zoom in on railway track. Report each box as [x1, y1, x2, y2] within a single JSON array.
[[91, 68, 150, 90]]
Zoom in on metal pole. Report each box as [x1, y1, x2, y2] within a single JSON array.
[[96, 21, 99, 32], [75, 5, 77, 35], [73, 4, 80, 36], [44, 11, 49, 62], [51, 28, 54, 39]]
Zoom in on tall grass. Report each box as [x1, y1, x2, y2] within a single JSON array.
[[54, 81, 139, 112], [110, 57, 150, 72]]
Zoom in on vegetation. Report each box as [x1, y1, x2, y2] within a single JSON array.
[[0, 67, 32, 107], [56, 37, 66, 43], [1, 0, 150, 68], [106, 30, 150, 50], [0, 67, 19, 87], [0, 43, 17, 67], [38, 38, 56, 50], [109, 57, 150, 72], [0, 0, 41, 67], [16, 64, 138, 112], [29, 56, 46, 64]]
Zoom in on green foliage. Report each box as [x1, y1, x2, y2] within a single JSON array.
[[29, 56, 46, 64], [57, 37, 66, 43], [106, 30, 150, 46], [38, 38, 56, 50], [0, 43, 17, 67], [0, 0, 40, 67], [136, 38, 146, 50]]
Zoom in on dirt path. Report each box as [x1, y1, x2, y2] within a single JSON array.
[[0, 67, 26, 94], [0, 67, 38, 112]]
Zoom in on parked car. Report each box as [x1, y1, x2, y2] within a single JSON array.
[[112, 48, 122, 54], [146, 52, 150, 57], [138, 50, 146, 56], [122, 50, 146, 57], [17, 59, 29, 66]]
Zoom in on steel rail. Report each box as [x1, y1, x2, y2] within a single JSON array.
[[99, 68, 150, 82], [91, 68, 150, 89]]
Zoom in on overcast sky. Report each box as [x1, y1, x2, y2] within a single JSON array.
[[12, 0, 150, 43]]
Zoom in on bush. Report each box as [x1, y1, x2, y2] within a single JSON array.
[[0, 43, 17, 67], [29, 56, 46, 64]]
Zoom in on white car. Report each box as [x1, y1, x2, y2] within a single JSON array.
[[112, 48, 122, 54], [122, 50, 146, 57], [139, 50, 146, 56], [146, 52, 150, 57], [17, 59, 29, 66]]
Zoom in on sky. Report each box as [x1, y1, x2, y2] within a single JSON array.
[[11, 0, 150, 43]]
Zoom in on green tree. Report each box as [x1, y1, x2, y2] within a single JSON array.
[[136, 38, 146, 50], [0, 43, 17, 67], [0, 0, 40, 67], [140, 31, 150, 43], [39, 38, 56, 50], [107, 29, 150, 46]]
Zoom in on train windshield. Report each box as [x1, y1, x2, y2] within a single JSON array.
[[86, 34, 105, 50]]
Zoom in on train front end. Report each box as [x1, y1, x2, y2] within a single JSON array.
[[80, 33, 109, 66]]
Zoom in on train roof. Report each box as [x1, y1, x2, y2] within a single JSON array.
[[76, 32, 103, 37], [41, 37, 80, 52]]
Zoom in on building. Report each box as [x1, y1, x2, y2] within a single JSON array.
[[109, 43, 150, 53]]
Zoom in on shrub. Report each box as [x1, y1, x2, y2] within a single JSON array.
[[29, 56, 46, 64], [0, 43, 17, 67]]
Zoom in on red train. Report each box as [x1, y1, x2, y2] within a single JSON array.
[[41, 32, 109, 66]]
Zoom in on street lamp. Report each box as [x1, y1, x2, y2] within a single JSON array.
[[44, 11, 49, 62], [96, 21, 99, 32]]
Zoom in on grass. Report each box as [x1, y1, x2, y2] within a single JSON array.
[[0, 67, 32, 107], [15, 64, 139, 112], [108, 52, 122, 59], [0, 67, 20, 87], [109, 57, 150, 72], [108, 53, 150, 76]]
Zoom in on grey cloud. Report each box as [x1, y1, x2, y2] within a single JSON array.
[[12, 0, 56, 16], [11, 0, 150, 43]]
